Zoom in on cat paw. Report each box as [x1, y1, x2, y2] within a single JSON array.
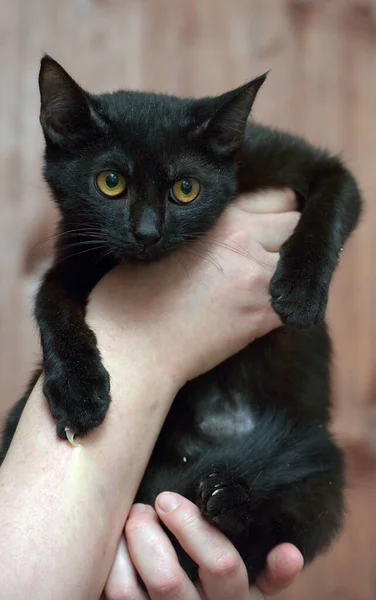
[[270, 261, 329, 328], [196, 471, 251, 535], [43, 360, 111, 439]]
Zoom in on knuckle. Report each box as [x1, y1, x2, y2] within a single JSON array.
[[254, 264, 267, 285], [207, 551, 242, 579], [148, 570, 185, 597], [125, 511, 154, 537], [247, 263, 267, 290], [232, 269, 263, 297]]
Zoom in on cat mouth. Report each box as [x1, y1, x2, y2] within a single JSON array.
[[116, 246, 171, 263]]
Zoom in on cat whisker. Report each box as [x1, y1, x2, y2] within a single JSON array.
[[54, 232, 103, 240], [250, 470, 264, 488], [199, 239, 272, 270], [171, 233, 273, 270], [52, 230, 104, 241], [48, 226, 104, 238], [96, 246, 118, 264], [57, 240, 110, 251], [173, 254, 190, 278], [180, 248, 222, 272], [30, 228, 106, 252], [179, 251, 207, 274], [56, 244, 109, 263]]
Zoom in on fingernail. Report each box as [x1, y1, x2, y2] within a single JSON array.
[[282, 187, 295, 199], [268, 548, 279, 571], [130, 503, 147, 515], [157, 492, 180, 513]]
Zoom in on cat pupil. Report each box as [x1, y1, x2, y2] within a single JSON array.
[[181, 179, 192, 195], [106, 173, 119, 188]]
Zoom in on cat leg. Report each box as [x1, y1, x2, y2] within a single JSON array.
[[35, 262, 110, 439], [238, 124, 362, 327]]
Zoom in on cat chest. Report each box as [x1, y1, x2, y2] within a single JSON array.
[[167, 379, 259, 464], [195, 389, 256, 438]]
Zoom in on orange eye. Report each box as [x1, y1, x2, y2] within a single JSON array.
[[96, 171, 127, 197], [170, 178, 200, 204]]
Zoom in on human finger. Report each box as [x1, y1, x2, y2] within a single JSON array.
[[125, 503, 201, 600], [104, 534, 148, 600], [254, 210, 300, 252], [156, 492, 249, 600], [255, 543, 304, 596], [205, 210, 299, 257], [235, 188, 298, 213]]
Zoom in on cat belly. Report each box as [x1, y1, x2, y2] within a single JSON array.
[[194, 384, 257, 438], [197, 404, 256, 437], [167, 385, 257, 464]]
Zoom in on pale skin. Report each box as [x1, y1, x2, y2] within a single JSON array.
[[0, 189, 303, 600]]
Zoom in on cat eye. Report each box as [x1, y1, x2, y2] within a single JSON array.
[[96, 171, 127, 198], [170, 178, 200, 204]]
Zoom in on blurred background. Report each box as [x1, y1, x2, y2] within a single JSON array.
[[1, 0, 376, 597]]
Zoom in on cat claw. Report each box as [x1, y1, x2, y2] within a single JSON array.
[[64, 427, 80, 447], [199, 474, 216, 490]]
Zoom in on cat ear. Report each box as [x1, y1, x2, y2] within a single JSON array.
[[39, 55, 98, 144], [192, 74, 267, 155]]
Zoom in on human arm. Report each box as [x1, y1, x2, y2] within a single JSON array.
[[0, 189, 299, 600], [0, 347, 177, 600]]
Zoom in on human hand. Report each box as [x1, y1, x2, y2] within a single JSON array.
[[104, 494, 303, 599], [88, 188, 299, 389]]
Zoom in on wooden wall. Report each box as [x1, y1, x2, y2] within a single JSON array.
[[1, 0, 376, 597]]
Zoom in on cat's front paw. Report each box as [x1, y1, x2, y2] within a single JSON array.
[[196, 471, 251, 535], [270, 259, 329, 328], [43, 360, 111, 439]]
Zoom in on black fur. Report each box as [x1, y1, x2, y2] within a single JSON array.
[[0, 56, 361, 584]]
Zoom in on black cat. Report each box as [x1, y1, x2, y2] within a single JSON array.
[[0, 56, 361, 585]]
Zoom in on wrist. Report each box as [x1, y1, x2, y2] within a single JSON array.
[[86, 268, 187, 393], [90, 311, 181, 391]]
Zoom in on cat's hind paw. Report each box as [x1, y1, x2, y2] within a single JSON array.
[[196, 470, 251, 535]]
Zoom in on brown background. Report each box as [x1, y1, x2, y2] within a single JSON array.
[[1, 0, 376, 597]]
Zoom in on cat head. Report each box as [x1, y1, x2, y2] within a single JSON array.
[[40, 55, 266, 261]]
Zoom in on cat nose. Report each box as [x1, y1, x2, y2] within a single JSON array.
[[134, 229, 161, 248], [134, 207, 162, 248]]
